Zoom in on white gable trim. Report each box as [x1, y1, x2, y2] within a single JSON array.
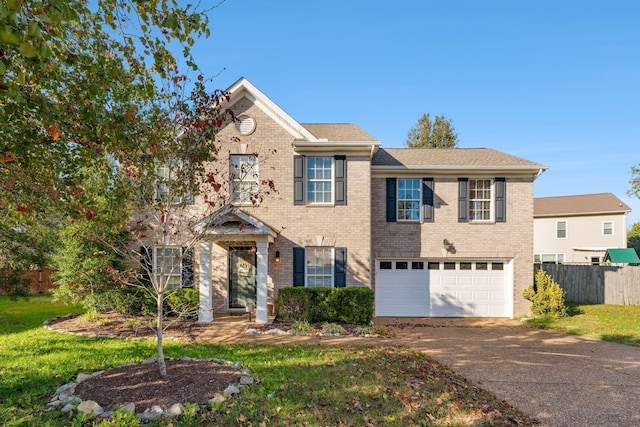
[[224, 77, 318, 142]]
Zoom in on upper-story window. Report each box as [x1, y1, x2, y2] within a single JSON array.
[[397, 179, 421, 221], [156, 162, 194, 205], [385, 178, 434, 223], [468, 179, 492, 221], [457, 177, 505, 223], [293, 155, 346, 206], [556, 221, 567, 239], [306, 157, 333, 204], [603, 221, 614, 236], [230, 155, 259, 205]]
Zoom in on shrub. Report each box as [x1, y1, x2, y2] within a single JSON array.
[[291, 320, 314, 335], [276, 287, 374, 325], [165, 288, 199, 319], [0, 272, 30, 300], [523, 268, 567, 318]]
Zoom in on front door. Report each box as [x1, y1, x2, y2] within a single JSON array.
[[229, 246, 257, 309]]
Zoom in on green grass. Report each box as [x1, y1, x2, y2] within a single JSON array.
[[0, 296, 536, 426], [526, 302, 640, 346]]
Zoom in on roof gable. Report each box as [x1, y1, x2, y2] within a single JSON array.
[[535, 193, 631, 217], [224, 77, 317, 141]]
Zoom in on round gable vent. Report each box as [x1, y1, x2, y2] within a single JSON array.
[[235, 115, 256, 135]]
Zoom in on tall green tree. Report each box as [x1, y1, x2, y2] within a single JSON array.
[[406, 113, 459, 148]]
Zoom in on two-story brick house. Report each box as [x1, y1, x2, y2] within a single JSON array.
[[188, 78, 546, 322]]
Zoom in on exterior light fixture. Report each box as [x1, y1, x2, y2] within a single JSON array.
[[275, 250, 281, 263]]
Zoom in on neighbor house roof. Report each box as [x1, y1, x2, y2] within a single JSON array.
[[301, 123, 379, 142], [371, 148, 547, 175], [534, 193, 631, 217], [604, 248, 640, 264]]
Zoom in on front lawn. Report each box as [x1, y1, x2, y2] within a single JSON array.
[[0, 296, 537, 426], [525, 302, 640, 346]]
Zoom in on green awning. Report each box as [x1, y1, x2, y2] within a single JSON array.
[[603, 248, 640, 264]]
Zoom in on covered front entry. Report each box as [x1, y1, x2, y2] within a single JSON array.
[[229, 246, 257, 309], [194, 206, 278, 324]]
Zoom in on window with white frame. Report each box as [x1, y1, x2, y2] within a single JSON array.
[[468, 179, 492, 221], [155, 162, 193, 205], [603, 221, 614, 236], [230, 155, 259, 205], [306, 247, 334, 288], [397, 178, 421, 221], [535, 253, 564, 264], [154, 246, 182, 289], [556, 221, 567, 239], [306, 157, 333, 204]]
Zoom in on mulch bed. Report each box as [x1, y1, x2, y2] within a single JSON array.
[[74, 359, 241, 413]]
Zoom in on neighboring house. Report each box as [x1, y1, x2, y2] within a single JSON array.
[[533, 193, 631, 265], [166, 77, 547, 322]]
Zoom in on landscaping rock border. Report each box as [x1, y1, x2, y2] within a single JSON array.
[[47, 356, 253, 421]]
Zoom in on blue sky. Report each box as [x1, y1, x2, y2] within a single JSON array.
[[191, 0, 640, 226]]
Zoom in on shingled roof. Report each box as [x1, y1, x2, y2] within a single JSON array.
[[534, 193, 631, 217], [372, 148, 546, 171], [300, 123, 379, 142]]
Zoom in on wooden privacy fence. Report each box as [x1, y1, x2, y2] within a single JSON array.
[[0, 268, 56, 295], [538, 264, 640, 305]]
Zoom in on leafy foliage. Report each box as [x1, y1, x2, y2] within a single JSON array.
[[406, 113, 459, 148], [276, 287, 374, 325], [628, 222, 640, 257], [523, 268, 567, 318]]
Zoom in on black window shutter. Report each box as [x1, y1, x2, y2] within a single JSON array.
[[334, 155, 346, 205], [140, 246, 153, 286], [181, 247, 194, 288], [495, 177, 506, 222], [293, 155, 305, 205], [293, 247, 305, 287], [422, 178, 434, 223], [458, 178, 469, 223], [386, 178, 397, 222], [334, 247, 347, 288]]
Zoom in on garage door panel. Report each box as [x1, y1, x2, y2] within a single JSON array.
[[376, 260, 511, 318]]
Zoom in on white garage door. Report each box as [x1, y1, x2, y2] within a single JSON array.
[[375, 260, 511, 317]]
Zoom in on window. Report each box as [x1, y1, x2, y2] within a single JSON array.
[[385, 178, 434, 223], [306, 247, 334, 288], [294, 155, 346, 206], [154, 246, 182, 289], [306, 157, 333, 204], [443, 262, 456, 270], [475, 262, 488, 270], [491, 262, 504, 270], [230, 155, 258, 205], [428, 262, 440, 270], [380, 261, 392, 270], [460, 262, 472, 270], [468, 179, 492, 221], [155, 162, 193, 205], [458, 178, 505, 223], [603, 222, 614, 236], [412, 261, 424, 270], [397, 179, 421, 221], [396, 261, 408, 270], [556, 221, 567, 239], [535, 254, 564, 264]]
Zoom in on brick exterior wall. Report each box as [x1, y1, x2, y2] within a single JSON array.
[[196, 96, 371, 312], [371, 176, 536, 317]]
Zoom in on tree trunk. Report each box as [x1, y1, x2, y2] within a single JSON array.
[[156, 292, 167, 376]]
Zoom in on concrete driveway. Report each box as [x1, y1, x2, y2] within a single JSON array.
[[375, 319, 640, 427]]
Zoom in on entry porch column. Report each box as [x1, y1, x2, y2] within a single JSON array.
[[198, 240, 213, 323], [255, 239, 269, 324]]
